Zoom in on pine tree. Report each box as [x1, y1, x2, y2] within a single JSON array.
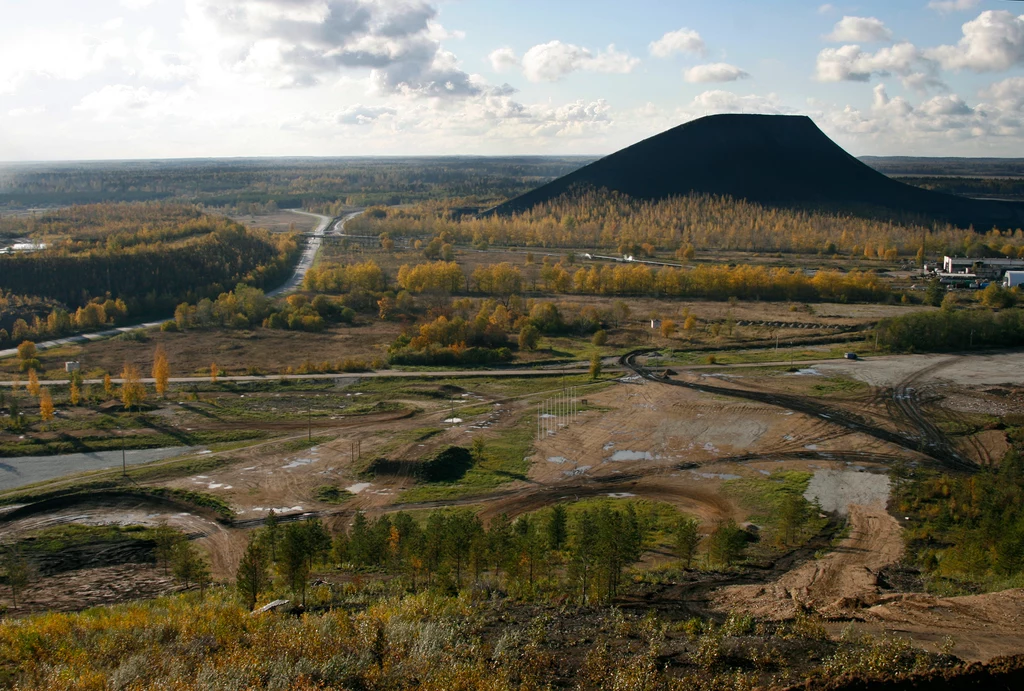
[[264, 509, 279, 562], [236, 535, 270, 610], [674, 517, 701, 569], [152, 346, 170, 398], [3, 548, 30, 608], [548, 504, 568, 551]]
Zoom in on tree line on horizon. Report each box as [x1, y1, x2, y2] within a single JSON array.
[[348, 189, 1024, 259]]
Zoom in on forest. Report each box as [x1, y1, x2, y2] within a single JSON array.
[[347, 189, 1024, 258], [0, 157, 591, 210], [0, 204, 300, 346]]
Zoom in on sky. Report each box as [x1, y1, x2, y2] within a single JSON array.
[[1, 0, 1024, 161]]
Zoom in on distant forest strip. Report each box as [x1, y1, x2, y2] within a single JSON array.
[[348, 189, 1024, 258], [898, 177, 1024, 201], [0, 204, 300, 345], [0, 157, 592, 210], [876, 308, 1024, 352]]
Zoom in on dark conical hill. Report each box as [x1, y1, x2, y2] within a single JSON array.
[[491, 114, 1024, 229]]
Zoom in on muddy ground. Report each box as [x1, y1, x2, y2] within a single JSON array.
[[2, 351, 1023, 664]]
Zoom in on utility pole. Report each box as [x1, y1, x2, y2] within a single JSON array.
[[121, 428, 126, 477], [307, 404, 311, 442]]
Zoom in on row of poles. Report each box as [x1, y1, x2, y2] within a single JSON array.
[[536, 386, 579, 440]]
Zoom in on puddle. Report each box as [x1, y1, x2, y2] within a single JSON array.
[[689, 471, 741, 480], [252, 506, 303, 513], [346, 482, 372, 494], [805, 444, 819, 451], [608, 450, 654, 462], [787, 368, 823, 376], [282, 456, 317, 469], [702, 442, 720, 454], [547, 456, 570, 464], [607, 492, 636, 498], [443, 417, 463, 424], [603, 442, 616, 450]]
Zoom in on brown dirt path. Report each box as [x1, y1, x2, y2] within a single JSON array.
[[713, 504, 904, 618]]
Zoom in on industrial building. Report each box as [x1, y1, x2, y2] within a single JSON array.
[[942, 256, 1024, 280], [1005, 271, 1024, 289]]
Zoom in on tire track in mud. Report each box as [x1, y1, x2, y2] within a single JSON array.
[[622, 351, 977, 473]]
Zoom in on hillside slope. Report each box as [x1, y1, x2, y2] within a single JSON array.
[[492, 114, 1024, 229]]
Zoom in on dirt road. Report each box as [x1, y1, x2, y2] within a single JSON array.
[[714, 504, 904, 618]]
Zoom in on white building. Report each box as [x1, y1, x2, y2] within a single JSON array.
[[943, 256, 1024, 280], [1004, 271, 1024, 289]]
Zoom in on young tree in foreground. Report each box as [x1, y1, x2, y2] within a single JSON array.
[[152, 346, 170, 398], [153, 524, 183, 575], [547, 503, 568, 551], [280, 523, 312, 606], [674, 517, 701, 569], [263, 509, 280, 562], [707, 520, 747, 568], [120, 364, 146, 411], [171, 541, 208, 591], [236, 534, 270, 610], [589, 351, 602, 380], [26, 369, 40, 398], [38, 389, 54, 423], [69, 381, 81, 406], [3, 548, 30, 608], [209, 362, 219, 383], [103, 373, 113, 399]]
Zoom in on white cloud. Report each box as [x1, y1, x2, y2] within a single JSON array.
[[925, 10, 1024, 72], [183, 0, 485, 98], [7, 106, 46, 118], [690, 90, 789, 115], [120, 0, 155, 9], [488, 47, 519, 72], [927, 0, 981, 14], [73, 84, 194, 122], [815, 42, 943, 90], [981, 76, 1024, 112], [825, 16, 893, 43], [684, 63, 750, 83], [818, 4, 837, 15], [520, 41, 639, 82], [649, 28, 706, 58]]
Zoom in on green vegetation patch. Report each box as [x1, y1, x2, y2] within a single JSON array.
[[8, 524, 159, 554], [809, 376, 869, 397], [399, 417, 534, 503], [0, 429, 269, 459], [314, 485, 353, 505]]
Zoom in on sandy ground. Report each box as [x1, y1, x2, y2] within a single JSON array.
[[0, 564, 180, 615], [714, 504, 904, 619], [817, 351, 1024, 388]]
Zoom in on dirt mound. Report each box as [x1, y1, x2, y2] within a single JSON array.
[[1, 563, 178, 615], [491, 114, 1024, 229], [780, 654, 1024, 691], [713, 504, 904, 619]]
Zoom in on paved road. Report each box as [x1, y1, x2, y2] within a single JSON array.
[[0, 367, 602, 387], [0, 446, 202, 492], [0, 209, 334, 361]]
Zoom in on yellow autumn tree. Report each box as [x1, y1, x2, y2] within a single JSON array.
[[210, 362, 219, 383], [152, 346, 170, 398], [660, 319, 677, 338], [39, 388, 54, 422], [103, 373, 113, 399], [26, 369, 40, 398], [70, 381, 81, 406], [120, 364, 147, 411]]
